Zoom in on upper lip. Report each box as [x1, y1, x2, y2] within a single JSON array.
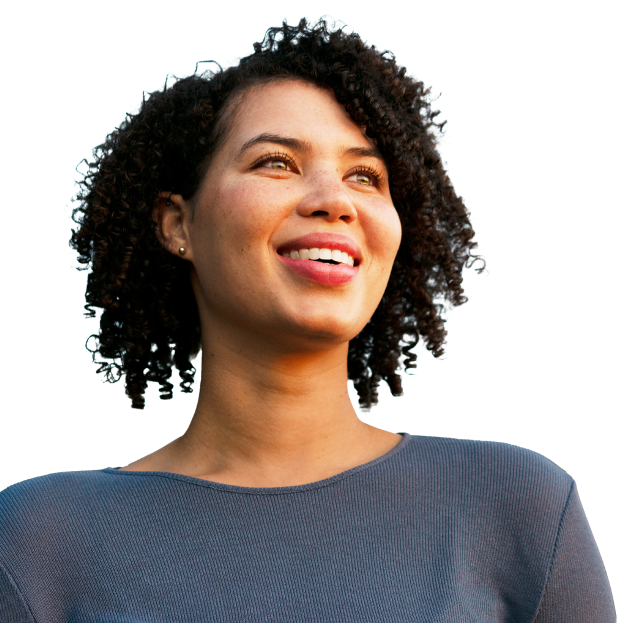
[[277, 233, 362, 263]]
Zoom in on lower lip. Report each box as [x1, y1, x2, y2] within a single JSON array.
[[278, 255, 358, 285]]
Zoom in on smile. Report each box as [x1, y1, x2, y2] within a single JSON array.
[[276, 249, 359, 286], [281, 248, 355, 266]]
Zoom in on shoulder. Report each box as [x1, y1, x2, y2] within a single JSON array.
[[401, 434, 574, 521], [406, 434, 572, 486], [0, 470, 135, 550], [1, 469, 110, 504]]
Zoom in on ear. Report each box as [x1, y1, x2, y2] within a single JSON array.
[[151, 191, 187, 255], [150, 190, 173, 248]]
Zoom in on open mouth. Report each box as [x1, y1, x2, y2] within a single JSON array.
[[277, 251, 342, 264], [276, 249, 360, 266], [277, 243, 358, 286]]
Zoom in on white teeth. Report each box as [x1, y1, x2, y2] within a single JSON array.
[[281, 247, 356, 266]]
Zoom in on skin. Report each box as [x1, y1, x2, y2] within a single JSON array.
[[122, 80, 403, 487]]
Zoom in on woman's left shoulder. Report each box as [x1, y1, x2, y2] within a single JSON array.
[[461, 436, 575, 507], [418, 437, 575, 499]]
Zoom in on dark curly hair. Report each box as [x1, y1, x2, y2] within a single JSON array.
[[70, 18, 483, 410]]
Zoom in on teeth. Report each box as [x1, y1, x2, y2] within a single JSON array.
[[281, 247, 356, 266]]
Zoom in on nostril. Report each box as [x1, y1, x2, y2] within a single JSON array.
[[311, 210, 328, 216]]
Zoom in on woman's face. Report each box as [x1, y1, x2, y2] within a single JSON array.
[[185, 79, 402, 351]]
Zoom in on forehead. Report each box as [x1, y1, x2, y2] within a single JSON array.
[[221, 80, 375, 153]]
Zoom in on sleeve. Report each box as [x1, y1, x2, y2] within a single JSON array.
[[0, 561, 35, 623], [533, 481, 616, 623]]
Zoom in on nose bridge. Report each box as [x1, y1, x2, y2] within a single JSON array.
[[308, 162, 351, 205]]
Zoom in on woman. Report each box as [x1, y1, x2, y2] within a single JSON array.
[[0, 19, 614, 622]]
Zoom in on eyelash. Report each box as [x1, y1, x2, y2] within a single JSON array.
[[252, 152, 384, 187]]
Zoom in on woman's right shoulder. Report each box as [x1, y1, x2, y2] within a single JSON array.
[[0, 470, 108, 532]]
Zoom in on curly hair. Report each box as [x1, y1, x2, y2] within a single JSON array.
[[70, 18, 483, 410]]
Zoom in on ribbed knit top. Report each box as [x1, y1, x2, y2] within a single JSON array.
[[0, 433, 614, 622]]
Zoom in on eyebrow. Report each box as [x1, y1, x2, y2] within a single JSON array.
[[236, 133, 385, 164]]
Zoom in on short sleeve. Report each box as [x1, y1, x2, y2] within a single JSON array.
[[533, 482, 616, 622]]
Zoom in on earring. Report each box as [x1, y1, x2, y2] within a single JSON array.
[[165, 191, 173, 206]]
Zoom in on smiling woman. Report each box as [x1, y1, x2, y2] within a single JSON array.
[[64, 24, 480, 416], [132, 78, 406, 484], [0, 18, 614, 623]]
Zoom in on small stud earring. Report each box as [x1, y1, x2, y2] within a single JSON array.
[[178, 247, 186, 256], [165, 191, 173, 206]]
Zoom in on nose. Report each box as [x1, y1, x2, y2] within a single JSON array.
[[295, 176, 358, 224]]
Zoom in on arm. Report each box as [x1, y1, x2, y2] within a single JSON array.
[[533, 482, 615, 622]]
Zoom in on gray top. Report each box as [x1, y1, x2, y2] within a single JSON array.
[[0, 434, 614, 622]]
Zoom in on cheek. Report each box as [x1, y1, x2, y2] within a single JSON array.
[[386, 207, 403, 258], [379, 202, 403, 260], [367, 204, 402, 266], [226, 183, 289, 241], [192, 180, 292, 276], [207, 183, 249, 238]]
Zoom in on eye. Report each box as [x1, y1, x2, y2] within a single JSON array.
[[348, 166, 383, 188], [252, 152, 298, 172], [254, 152, 383, 188]]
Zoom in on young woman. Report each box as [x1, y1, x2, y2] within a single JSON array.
[[1, 20, 614, 622]]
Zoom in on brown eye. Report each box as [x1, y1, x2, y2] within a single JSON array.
[[262, 158, 288, 170], [253, 152, 297, 172], [348, 166, 383, 188]]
